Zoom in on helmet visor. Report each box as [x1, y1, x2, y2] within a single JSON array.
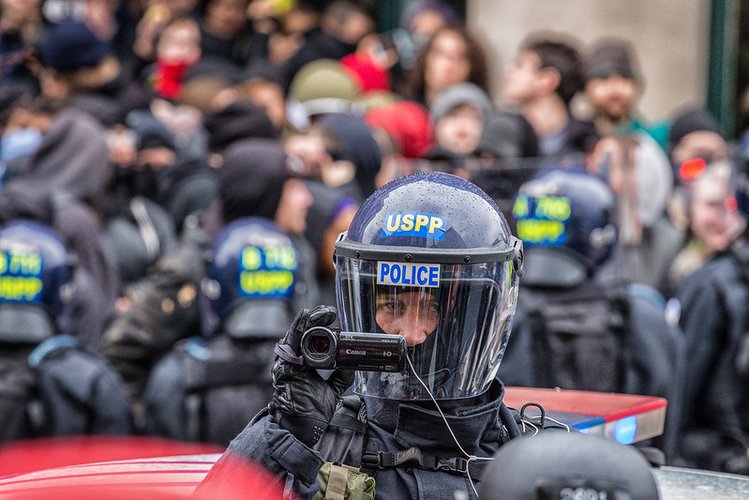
[[335, 255, 519, 400]]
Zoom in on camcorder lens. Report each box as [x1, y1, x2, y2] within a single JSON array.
[[308, 335, 331, 354]]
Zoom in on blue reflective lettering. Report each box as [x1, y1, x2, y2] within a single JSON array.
[[391, 264, 401, 282], [379, 262, 390, 282], [429, 267, 439, 286], [417, 266, 428, 285]]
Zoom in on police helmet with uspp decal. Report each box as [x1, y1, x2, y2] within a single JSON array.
[[334, 171, 523, 400], [477, 431, 659, 499], [0, 220, 74, 343], [205, 217, 298, 339], [513, 168, 617, 268]]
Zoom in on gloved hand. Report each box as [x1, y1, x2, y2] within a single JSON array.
[[269, 305, 354, 447]]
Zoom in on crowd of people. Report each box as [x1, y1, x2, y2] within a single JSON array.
[[2, 0, 749, 484]]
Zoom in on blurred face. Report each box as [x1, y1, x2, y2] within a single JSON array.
[[336, 11, 374, 45], [585, 75, 638, 123], [1, 0, 40, 22], [375, 290, 439, 346], [274, 178, 313, 234], [242, 81, 286, 128], [435, 104, 484, 154], [156, 22, 201, 64], [205, 0, 247, 38], [107, 127, 137, 167], [409, 10, 448, 40], [690, 176, 743, 251], [502, 50, 542, 104], [283, 131, 326, 178], [424, 30, 471, 99]]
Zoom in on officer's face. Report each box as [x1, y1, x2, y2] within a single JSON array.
[[375, 290, 439, 346]]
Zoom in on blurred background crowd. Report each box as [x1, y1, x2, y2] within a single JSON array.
[[2, 0, 749, 478]]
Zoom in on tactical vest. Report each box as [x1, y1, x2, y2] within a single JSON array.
[[0, 335, 84, 442], [520, 279, 629, 392], [177, 336, 277, 446], [306, 393, 528, 500]]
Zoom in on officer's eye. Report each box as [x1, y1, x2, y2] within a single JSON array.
[[377, 297, 403, 314]]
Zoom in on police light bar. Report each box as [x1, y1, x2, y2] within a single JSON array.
[[503, 387, 667, 444]]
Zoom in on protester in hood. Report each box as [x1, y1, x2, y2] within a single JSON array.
[[0, 106, 119, 349]]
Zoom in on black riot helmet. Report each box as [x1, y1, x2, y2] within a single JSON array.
[[0, 220, 74, 343], [513, 168, 617, 267], [478, 432, 660, 499], [334, 171, 523, 400], [205, 217, 298, 339]]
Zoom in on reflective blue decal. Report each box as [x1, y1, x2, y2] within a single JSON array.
[[382, 212, 446, 240]]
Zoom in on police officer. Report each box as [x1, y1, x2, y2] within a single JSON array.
[[498, 167, 685, 458], [142, 217, 304, 445], [0, 220, 132, 441], [197, 171, 525, 499], [675, 162, 749, 473]]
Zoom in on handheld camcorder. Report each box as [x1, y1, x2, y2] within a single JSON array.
[[300, 326, 407, 372]]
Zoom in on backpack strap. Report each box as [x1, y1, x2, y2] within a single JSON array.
[[27, 335, 79, 368], [25, 335, 79, 434], [129, 197, 162, 260], [182, 337, 269, 390]]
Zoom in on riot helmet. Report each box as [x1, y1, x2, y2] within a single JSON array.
[[477, 432, 659, 499], [206, 217, 298, 339], [513, 168, 617, 268], [0, 220, 73, 343], [334, 171, 523, 400]]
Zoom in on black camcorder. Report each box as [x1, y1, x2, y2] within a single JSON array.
[[300, 326, 407, 372]]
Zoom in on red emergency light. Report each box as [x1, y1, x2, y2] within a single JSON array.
[[503, 387, 667, 444]]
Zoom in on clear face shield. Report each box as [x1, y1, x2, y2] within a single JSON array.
[[335, 255, 519, 401]]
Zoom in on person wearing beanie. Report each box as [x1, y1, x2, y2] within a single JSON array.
[[668, 107, 728, 170], [36, 20, 124, 102], [427, 82, 493, 158], [584, 37, 670, 150], [501, 32, 598, 158]]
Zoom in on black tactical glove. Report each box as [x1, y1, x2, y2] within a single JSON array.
[[269, 305, 354, 447]]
